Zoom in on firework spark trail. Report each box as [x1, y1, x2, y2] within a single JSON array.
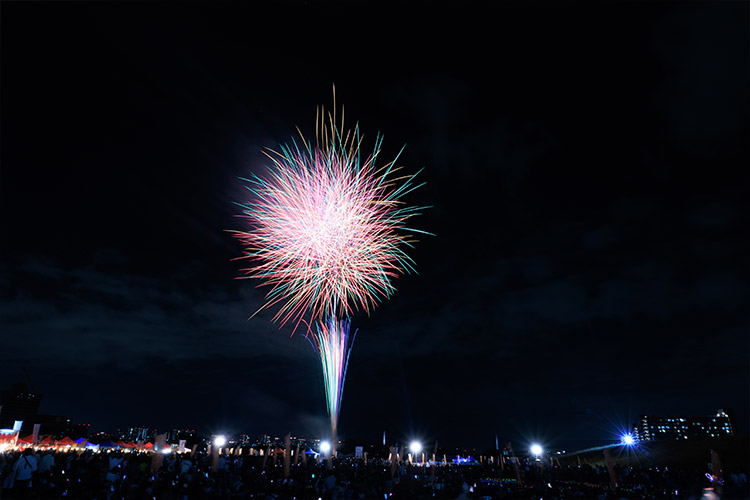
[[309, 316, 356, 432], [233, 110, 430, 331]]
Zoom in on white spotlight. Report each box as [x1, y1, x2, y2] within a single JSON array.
[[409, 441, 422, 454]]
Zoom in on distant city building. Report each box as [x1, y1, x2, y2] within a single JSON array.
[[0, 383, 42, 430], [635, 409, 735, 441], [167, 428, 197, 442], [124, 426, 153, 442], [35, 415, 73, 437], [67, 423, 91, 439], [90, 430, 117, 442], [0, 383, 82, 437], [255, 434, 272, 447]]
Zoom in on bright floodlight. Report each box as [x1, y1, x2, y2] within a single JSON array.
[[621, 434, 635, 445], [320, 441, 331, 453], [409, 441, 422, 454], [214, 436, 226, 447], [530, 444, 543, 456]]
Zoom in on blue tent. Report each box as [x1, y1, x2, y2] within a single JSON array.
[[98, 440, 118, 448]]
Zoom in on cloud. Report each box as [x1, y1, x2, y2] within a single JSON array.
[[1, 256, 312, 372]]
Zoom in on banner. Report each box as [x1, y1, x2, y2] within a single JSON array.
[[283, 434, 291, 478], [429, 441, 438, 485], [151, 433, 166, 474], [603, 448, 618, 488], [32, 424, 40, 445], [711, 449, 723, 482], [211, 442, 219, 473], [355, 446, 363, 459], [156, 433, 166, 451], [508, 443, 522, 486], [178, 440, 186, 453]]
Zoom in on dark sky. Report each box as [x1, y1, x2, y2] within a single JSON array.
[[1, 1, 748, 452]]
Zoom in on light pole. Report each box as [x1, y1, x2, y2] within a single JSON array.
[[320, 440, 332, 469], [410, 441, 422, 465], [213, 435, 226, 473]]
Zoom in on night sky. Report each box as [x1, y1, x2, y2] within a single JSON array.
[[1, 1, 748, 452]]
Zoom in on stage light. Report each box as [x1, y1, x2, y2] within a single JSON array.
[[409, 441, 422, 454], [621, 434, 635, 445], [320, 441, 331, 453], [530, 444, 543, 456], [214, 436, 226, 447]]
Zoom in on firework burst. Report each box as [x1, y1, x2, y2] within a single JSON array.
[[233, 103, 429, 331]]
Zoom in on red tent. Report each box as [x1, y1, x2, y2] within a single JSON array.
[[144, 442, 154, 449], [115, 440, 128, 447], [124, 441, 137, 448], [17, 434, 33, 444], [56, 436, 77, 446], [39, 436, 51, 445]]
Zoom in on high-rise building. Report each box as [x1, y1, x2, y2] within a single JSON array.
[[35, 415, 73, 437], [124, 427, 153, 442], [0, 383, 42, 430], [167, 429, 197, 442], [635, 409, 735, 441], [67, 423, 91, 439]]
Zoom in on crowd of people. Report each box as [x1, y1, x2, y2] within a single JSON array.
[[0, 447, 747, 500]]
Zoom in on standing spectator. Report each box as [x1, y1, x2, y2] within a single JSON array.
[[10, 448, 37, 498], [38, 451, 55, 474]]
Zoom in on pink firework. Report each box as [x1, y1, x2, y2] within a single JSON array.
[[233, 108, 428, 330]]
